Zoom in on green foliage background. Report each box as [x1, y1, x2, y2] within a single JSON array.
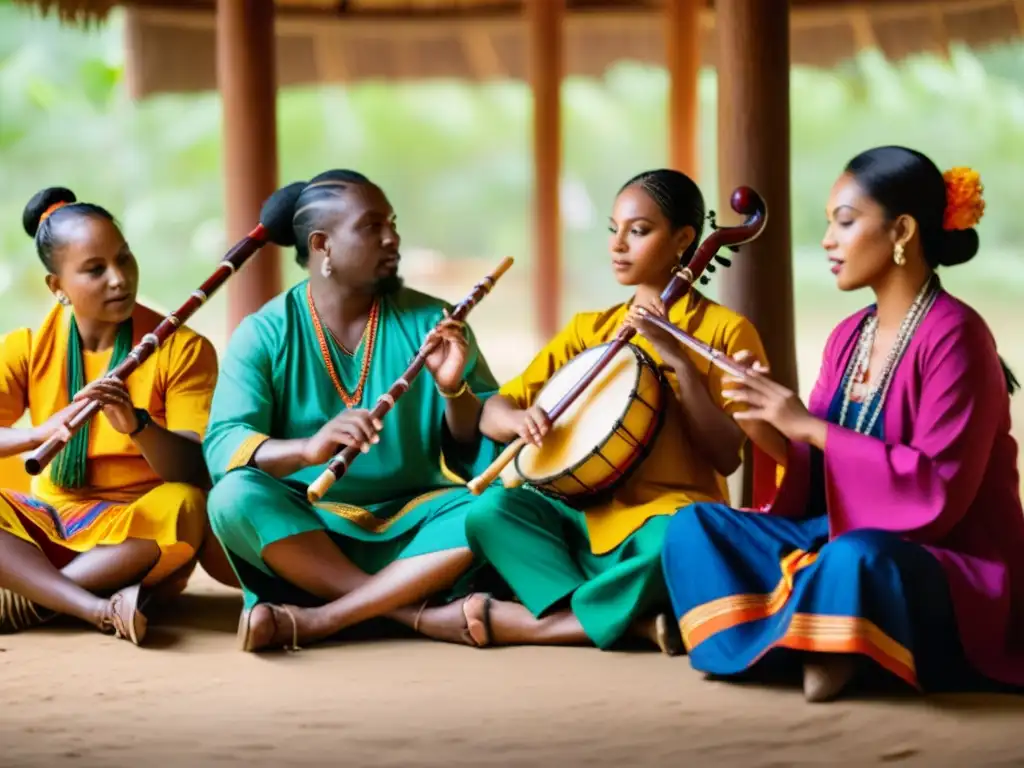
[[1, 2, 1023, 353]]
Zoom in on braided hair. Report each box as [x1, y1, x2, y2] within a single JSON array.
[[619, 169, 733, 285], [261, 170, 372, 267]]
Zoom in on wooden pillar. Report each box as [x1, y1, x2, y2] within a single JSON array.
[[665, 0, 702, 178], [527, 0, 563, 341], [217, 0, 280, 332], [716, 0, 797, 502]]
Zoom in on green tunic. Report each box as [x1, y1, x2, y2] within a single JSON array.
[[203, 281, 502, 610]]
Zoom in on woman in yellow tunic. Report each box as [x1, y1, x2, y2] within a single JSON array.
[[462, 169, 778, 651], [0, 187, 218, 644]]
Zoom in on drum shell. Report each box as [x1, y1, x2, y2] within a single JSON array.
[[513, 342, 667, 506]]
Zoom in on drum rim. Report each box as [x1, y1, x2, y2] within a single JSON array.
[[514, 341, 660, 487]]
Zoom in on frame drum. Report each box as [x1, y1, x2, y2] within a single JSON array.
[[513, 342, 667, 504]]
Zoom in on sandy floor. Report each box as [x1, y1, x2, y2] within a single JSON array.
[[1, 571, 1023, 768], [4, 271, 1024, 767]]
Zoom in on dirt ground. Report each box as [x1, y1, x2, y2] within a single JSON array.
[[4, 270, 1024, 767], [1, 570, 1023, 768]]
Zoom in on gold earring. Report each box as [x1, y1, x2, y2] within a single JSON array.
[[893, 243, 906, 267], [320, 257, 332, 278]]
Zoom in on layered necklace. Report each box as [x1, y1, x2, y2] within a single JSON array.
[[306, 283, 380, 409], [837, 275, 940, 435]]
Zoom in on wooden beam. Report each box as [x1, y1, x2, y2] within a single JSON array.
[[314, 29, 351, 81], [217, 0, 281, 331], [461, 29, 504, 80], [849, 8, 878, 50], [716, 0, 797, 505], [126, 0, 1011, 34], [665, 0, 702, 179], [1013, 0, 1024, 36], [527, 0, 563, 342], [931, 7, 951, 60]]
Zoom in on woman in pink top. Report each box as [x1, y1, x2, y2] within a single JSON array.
[[660, 146, 1024, 702]]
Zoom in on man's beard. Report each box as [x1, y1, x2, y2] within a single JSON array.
[[374, 271, 404, 296]]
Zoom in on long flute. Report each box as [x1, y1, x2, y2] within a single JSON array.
[[306, 256, 514, 503], [466, 186, 768, 495], [24, 223, 277, 477]]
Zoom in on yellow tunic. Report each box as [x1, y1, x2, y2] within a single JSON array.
[[500, 290, 768, 555], [0, 302, 218, 586]]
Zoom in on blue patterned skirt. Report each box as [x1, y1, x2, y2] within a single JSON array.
[[661, 503, 1005, 693]]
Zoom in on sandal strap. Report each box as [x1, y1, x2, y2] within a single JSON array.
[[274, 605, 301, 652], [0, 588, 53, 632], [413, 600, 429, 634], [102, 592, 129, 639]]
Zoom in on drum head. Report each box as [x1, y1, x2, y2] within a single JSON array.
[[516, 343, 657, 484]]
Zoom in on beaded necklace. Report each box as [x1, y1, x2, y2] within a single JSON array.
[[837, 276, 940, 435], [306, 283, 380, 409]]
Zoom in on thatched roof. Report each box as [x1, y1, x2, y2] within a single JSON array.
[[14, 1, 1023, 98]]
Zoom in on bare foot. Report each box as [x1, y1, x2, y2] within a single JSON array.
[[413, 595, 491, 647], [803, 655, 856, 702]]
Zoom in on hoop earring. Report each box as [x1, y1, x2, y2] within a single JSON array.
[[320, 257, 333, 278], [893, 243, 906, 267]]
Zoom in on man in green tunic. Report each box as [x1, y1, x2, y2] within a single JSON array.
[[203, 170, 501, 652]]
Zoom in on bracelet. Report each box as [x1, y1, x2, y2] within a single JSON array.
[[438, 380, 470, 400]]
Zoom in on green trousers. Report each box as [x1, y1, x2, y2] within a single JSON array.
[[464, 486, 672, 649], [208, 466, 488, 610]]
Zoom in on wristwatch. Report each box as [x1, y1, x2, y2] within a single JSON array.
[[129, 408, 152, 437]]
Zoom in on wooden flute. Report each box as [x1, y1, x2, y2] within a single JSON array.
[[24, 223, 276, 478], [306, 256, 514, 503], [634, 311, 753, 378]]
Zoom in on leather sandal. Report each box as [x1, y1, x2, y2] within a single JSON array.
[[0, 588, 56, 634], [100, 583, 147, 646], [238, 604, 300, 653]]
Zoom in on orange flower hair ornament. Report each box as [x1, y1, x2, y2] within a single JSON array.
[[942, 167, 985, 231], [38, 201, 69, 225]]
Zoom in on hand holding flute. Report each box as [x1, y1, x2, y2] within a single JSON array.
[[631, 309, 804, 458], [305, 256, 514, 502]]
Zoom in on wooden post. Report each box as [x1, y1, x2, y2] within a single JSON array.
[[527, 0, 563, 341], [665, 0, 702, 178], [217, 0, 280, 332], [716, 0, 797, 504]]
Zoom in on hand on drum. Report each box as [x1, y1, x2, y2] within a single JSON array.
[[424, 310, 470, 394], [722, 351, 823, 446], [624, 297, 686, 367], [303, 409, 383, 466], [513, 405, 551, 447]]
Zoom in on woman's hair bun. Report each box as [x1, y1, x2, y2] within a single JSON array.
[[936, 227, 979, 267], [260, 182, 306, 247], [23, 187, 77, 238]]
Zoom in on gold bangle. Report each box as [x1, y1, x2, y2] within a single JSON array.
[[438, 380, 470, 400]]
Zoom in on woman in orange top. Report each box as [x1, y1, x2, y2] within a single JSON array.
[[0, 187, 218, 644]]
